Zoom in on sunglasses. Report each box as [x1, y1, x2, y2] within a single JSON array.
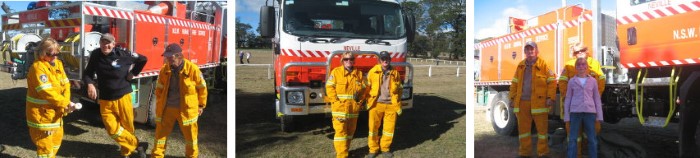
[[47, 51, 60, 57], [342, 58, 355, 61]]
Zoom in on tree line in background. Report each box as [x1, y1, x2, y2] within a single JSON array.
[[235, 0, 465, 60]]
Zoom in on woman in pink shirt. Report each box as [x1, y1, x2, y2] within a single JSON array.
[[564, 58, 604, 158]]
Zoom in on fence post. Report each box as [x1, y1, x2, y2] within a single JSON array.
[[457, 66, 460, 77], [267, 64, 272, 79], [429, 65, 432, 77]]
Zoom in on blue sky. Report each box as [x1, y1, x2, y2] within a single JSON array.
[[475, 0, 616, 40], [236, 0, 268, 35]]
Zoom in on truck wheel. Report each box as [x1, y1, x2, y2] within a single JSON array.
[[679, 103, 700, 157], [678, 71, 700, 157], [280, 115, 294, 132], [145, 96, 157, 128], [491, 91, 517, 136]]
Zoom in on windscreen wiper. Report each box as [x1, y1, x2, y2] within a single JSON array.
[[365, 39, 390, 45], [298, 36, 340, 43]]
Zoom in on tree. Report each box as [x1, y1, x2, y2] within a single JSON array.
[[236, 17, 253, 48], [401, 1, 429, 57], [422, 0, 466, 60], [410, 35, 430, 57]]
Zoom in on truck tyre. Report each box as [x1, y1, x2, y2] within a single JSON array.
[[145, 95, 157, 128], [280, 115, 294, 132], [678, 71, 700, 157], [491, 91, 517, 136]]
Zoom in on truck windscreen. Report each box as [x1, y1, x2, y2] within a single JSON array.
[[282, 0, 406, 39]]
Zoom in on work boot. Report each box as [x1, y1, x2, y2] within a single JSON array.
[[366, 153, 377, 158], [126, 142, 148, 158], [381, 152, 393, 158]]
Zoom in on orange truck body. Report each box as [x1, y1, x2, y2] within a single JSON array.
[[617, 0, 700, 68], [476, 6, 607, 85]]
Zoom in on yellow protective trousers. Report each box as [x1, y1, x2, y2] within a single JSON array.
[[152, 106, 199, 158], [99, 94, 138, 156], [29, 122, 63, 158], [565, 121, 601, 157], [367, 102, 398, 153], [332, 100, 360, 158], [516, 100, 549, 157]]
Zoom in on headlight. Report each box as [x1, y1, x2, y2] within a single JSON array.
[[401, 87, 412, 100], [286, 91, 305, 104]]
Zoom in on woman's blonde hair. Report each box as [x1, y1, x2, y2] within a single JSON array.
[[340, 51, 355, 62], [37, 37, 59, 57]]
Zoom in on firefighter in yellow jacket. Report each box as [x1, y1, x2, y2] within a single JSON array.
[[151, 44, 208, 158], [326, 52, 367, 158], [509, 41, 557, 157], [365, 51, 402, 158], [559, 42, 605, 157], [26, 38, 79, 158]]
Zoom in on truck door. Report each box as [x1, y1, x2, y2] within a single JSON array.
[[134, 11, 167, 73]]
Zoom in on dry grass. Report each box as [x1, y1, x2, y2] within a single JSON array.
[[235, 49, 466, 157], [0, 70, 227, 157]]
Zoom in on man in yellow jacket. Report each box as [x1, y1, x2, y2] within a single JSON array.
[[365, 51, 402, 158], [151, 44, 208, 158], [509, 41, 557, 158], [26, 38, 79, 158], [326, 52, 367, 158], [559, 42, 605, 157]]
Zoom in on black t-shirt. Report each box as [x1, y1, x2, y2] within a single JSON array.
[[83, 47, 147, 100]]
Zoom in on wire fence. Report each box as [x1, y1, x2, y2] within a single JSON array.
[[407, 58, 466, 66]]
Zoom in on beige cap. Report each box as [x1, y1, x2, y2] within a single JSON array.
[[100, 33, 115, 43], [572, 42, 588, 52]]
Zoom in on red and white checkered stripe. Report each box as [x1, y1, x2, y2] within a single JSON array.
[[475, 14, 594, 50], [562, 13, 593, 28], [617, 1, 700, 25], [475, 81, 511, 86], [623, 58, 700, 68], [167, 18, 190, 27], [191, 21, 215, 30], [280, 49, 406, 58], [135, 63, 220, 78], [134, 13, 165, 24], [83, 5, 133, 20], [135, 13, 215, 30]]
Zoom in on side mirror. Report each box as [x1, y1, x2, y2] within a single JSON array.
[[404, 14, 416, 43], [260, 6, 276, 38]]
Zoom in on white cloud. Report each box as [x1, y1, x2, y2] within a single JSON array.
[[475, 5, 532, 39], [237, 0, 269, 14]]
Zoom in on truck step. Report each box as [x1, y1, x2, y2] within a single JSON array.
[[643, 116, 667, 128], [640, 77, 672, 87]]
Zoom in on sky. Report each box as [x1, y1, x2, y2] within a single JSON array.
[[235, 0, 270, 35], [474, 0, 616, 40]]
